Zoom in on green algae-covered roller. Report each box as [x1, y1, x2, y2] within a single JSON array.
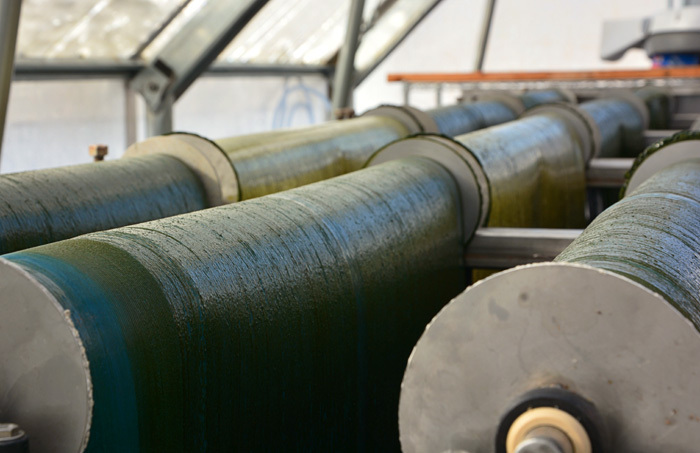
[[369, 102, 594, 239], [519, 88, 577, 110], [398, 134, 700, 452], [0, 133, 238, 256], [0, 151, 485, 452], [635, 86, 673, 130], [426, 89, 577, 138], [578, 91, 649, 158], [425, 100, 519, 138], [0, 99, 526, 256]]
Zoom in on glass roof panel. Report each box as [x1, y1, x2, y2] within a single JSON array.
[[355, 0, 438, 73], [217, 0, 349, 65], [17, 0, 188, 60]]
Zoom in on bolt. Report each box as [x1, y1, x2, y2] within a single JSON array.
[[0, 423, 24, 441], [515, 426, 573, 453], [515, 437, 566, 453], [89, 144, 108, 162]]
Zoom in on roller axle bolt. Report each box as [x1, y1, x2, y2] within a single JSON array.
[[514, 426, 573, 453]]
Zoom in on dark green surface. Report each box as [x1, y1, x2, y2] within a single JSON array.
[[222, 115, 411, 200], [636, 86, 672, 130], [580, 98, 646, 157], [557, 152, 700, 328], [456, 113, 587, 229], [0, 154, 207, 255], [6, 157, 466, 452], [426, 101, 517, 137]]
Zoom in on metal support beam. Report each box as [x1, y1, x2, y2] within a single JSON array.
[[586, 157, 634, 188], [354, 0, 444, 87], [145, 95, 173, 139], [645, 129, 679, 146], [474, 0, 496, 71], [0, 0, 22, 169], [464, 227, 581, 269], [131, 0, 268, 135], [332, 0, 365, 115]]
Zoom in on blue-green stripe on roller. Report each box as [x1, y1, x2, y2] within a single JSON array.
[[0, 154, 208, 255], [5, 156, 466, 452]]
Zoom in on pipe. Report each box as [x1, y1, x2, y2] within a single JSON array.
[[456, 110, 587, 230], [635, 86, 673, 130], [0, 0, 22, 170], [0, 97, 530, 255], [586, 157, 633, 188], [217, 114, 413, 200], [579, 96, 647, 157], [0, 156, 466, 452], [424, 100, 517, 138], [0, 154, 207, 253], [519, 88, 576, 110], [464, 227, 581, 269]]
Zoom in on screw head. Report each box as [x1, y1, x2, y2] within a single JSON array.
[[89, 144, 109, 161], [0, 423, 24, 442]]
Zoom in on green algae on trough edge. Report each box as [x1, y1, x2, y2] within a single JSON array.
[[621, 129, 700, 197]]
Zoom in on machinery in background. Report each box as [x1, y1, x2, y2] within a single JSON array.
[[602, 0, 700, 66]]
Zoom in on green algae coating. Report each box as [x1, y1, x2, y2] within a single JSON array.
[[426, 101, 517, 137], [0, 154, 208, 255], [621, 129, 700, 197], [455, 113, 587, 281], [6, 157, 466, 452], [580, 98, 646, 158], [222, 115, 412, 200], [457, 113, 587, 229], [556, 158, 700, 330], [636, 86, 672, 130]]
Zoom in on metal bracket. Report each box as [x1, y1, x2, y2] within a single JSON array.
[[130, 0, 269, 133]]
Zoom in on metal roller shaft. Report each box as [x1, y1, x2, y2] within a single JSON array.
[[427, 90, 575, 138], [0, 154, 207, 254], [0, 156, 466, 452]]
